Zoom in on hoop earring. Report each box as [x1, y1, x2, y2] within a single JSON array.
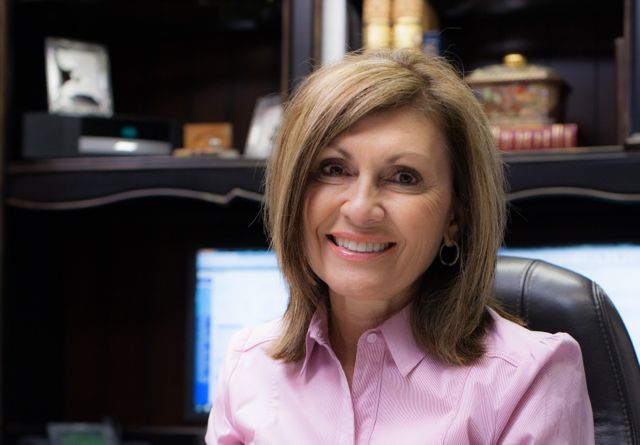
[[439, 242, 460, 266]]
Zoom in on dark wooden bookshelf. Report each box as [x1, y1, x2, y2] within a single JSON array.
[[1, 0, 640, 444]]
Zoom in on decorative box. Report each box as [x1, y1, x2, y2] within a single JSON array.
[[466, 54, 569, 125]]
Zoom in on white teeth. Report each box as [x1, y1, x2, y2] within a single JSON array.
[[334, 237, 390, 253]]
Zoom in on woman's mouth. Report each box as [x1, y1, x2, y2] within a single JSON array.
[[328, 235, 395, 253]]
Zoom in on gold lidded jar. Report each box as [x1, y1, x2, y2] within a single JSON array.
[[392, 0, 423, 49], [363, 0, 392, 50], [465, 54, 570, 125]]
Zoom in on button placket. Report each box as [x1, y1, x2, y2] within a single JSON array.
[[351, 331, 385, 444]]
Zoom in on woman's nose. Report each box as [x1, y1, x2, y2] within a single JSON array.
[[340, 178, 385, 226]]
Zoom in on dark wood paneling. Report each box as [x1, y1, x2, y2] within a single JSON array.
[[505, 196, 640, 247], [4, 197, 267, 430]]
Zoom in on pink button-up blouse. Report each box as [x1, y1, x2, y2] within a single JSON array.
[[206, 306, 594, 444]]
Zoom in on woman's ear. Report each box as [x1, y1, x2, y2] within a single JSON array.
[[444, 205, 461, 246]]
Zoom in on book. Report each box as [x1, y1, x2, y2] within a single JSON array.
[[490, 123, 578, 151]]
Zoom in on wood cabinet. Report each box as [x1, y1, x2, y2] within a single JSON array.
[[1, 1, 639, 444]]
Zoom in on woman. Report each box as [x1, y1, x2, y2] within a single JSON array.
[[206, 49, 594, 444]]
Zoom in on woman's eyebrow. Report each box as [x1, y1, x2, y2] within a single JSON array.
[[323, 145, 352, 159], [385, 151, 431, 163], [323, 146, 431, 164]]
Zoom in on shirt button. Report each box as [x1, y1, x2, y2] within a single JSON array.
[[366, 333, 378, 343]]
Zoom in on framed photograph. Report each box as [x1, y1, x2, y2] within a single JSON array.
[[45, 37, 113, 117], [244, 94, 283, 159]]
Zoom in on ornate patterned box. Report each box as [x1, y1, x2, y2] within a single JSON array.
[[466, 54, 569, 125]]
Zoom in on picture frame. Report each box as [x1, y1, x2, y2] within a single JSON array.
[[244, 94, 283, 159], [45, 37, 113, 117]]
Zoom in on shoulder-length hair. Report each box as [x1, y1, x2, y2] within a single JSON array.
[[264, 49, 506, 366]]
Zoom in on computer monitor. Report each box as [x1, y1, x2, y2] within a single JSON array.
[[187, 249, 289, 418], [499, 243, 640, 358]]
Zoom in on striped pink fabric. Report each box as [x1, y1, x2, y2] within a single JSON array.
[[206, 306, 594, 444]]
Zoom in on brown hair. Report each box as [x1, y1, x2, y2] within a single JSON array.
[[264, 49, 506, 365]]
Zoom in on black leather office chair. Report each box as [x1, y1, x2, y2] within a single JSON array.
[[494, 256, 640, 445]]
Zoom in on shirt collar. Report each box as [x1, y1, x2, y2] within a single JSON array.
[[300, 307, 331, 376], [300, 304, 426, 378], [379, 304, 427, 377]]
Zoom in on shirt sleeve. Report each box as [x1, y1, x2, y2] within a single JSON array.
[[495, 333, 595, 444], [205, 330, 249, 445]]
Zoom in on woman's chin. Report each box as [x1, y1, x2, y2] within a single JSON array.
[[327, 281, 409, 307]]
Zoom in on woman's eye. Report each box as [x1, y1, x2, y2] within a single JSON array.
[[320, 162, 346, 177], [391, 170, 420, 185]]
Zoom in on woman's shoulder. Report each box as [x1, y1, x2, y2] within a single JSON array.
[[220, 319, 283, 386], [468, 308, 588, 417], [467, 309, 594, 443], [227, 318, 282, 355], [483, 308, 583, 369]]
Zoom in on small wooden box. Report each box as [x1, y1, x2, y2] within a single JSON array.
[[183, 123, 233, 149]]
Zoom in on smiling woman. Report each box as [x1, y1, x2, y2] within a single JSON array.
[[206, 50, 595, 444], [304, 108, 455, 337], [266, 49, 503, 367], [303, 108, 457, 384]]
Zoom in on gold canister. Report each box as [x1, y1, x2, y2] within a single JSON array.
[[466, 54, 570, 125], [392, 0, 422, 49], [363, 0, 392, 49], [364, 21, 392, 49], [393, 0, 422, 19], [364, 0, 391, 20], [393, 17, 422, 49]]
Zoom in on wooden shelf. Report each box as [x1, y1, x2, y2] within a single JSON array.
[[502, 146, 640, 201], [5, 156, 266, 210], [6, 148, 640, 210]]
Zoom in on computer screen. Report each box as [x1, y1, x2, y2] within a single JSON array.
[[188, 249, 289, 416], [499, 244, 640, 357]]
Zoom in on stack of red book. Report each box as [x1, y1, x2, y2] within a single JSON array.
[[491, 123, 578, 151]]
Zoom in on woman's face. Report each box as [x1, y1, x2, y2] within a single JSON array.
[[303, 107, 457, 309]]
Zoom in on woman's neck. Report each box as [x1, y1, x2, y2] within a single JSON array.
[[328, 294, 407, 386]]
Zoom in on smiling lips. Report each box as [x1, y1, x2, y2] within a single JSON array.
[[328, 234, 395, 259]]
